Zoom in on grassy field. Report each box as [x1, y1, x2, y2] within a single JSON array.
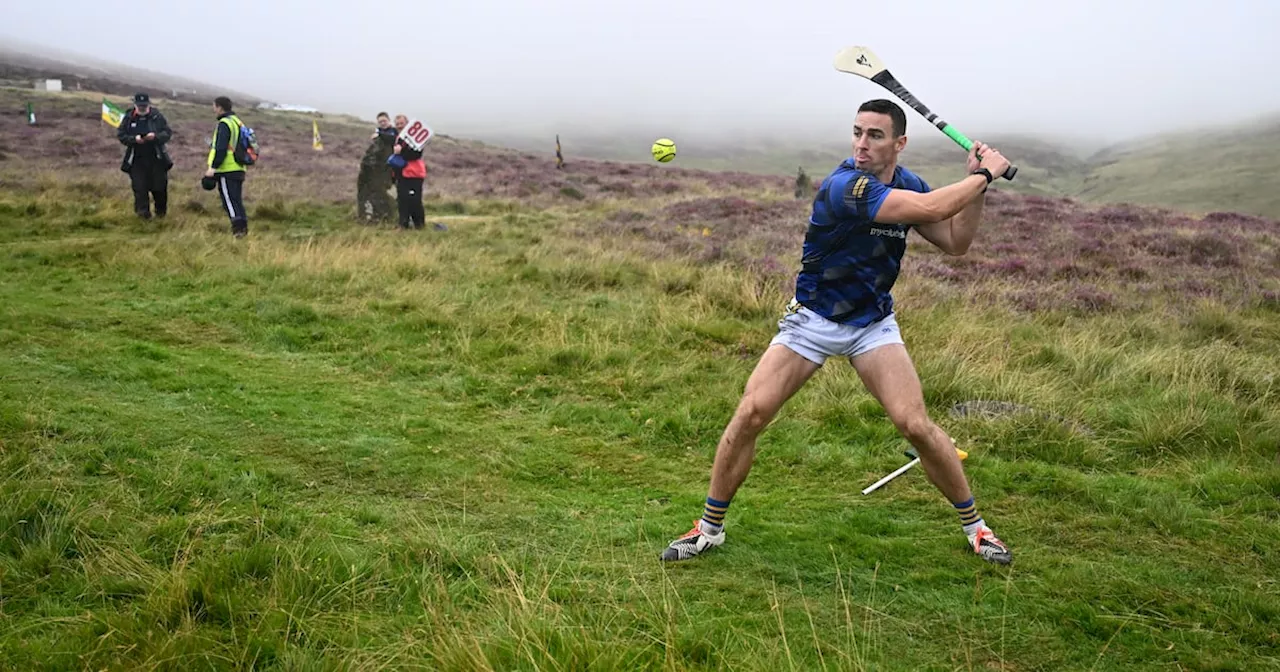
[[2, 89, 1279, 670]]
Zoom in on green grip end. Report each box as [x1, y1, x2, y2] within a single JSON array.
[[941, 124, 973, 151]]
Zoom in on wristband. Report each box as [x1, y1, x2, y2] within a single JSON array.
[[972, 168, 992, 193]]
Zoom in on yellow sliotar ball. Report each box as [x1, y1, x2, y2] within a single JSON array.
[[651, 138, 676, 163]]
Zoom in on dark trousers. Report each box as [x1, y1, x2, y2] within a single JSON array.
[[215, 173, 248, 235], [130, 161, 168, 217], [396, 177, 425, 229]]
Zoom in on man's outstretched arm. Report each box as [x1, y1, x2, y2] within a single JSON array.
[[873, 142, 1007, 232], [914, 192, 985, 256], [912, 141, 994, 255]]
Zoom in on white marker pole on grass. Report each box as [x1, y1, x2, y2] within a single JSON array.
[[861, 442, 967, 496], [861, 458, 921, 495]]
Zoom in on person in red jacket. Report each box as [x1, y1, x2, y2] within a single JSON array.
[[390, 114, 426, 230]]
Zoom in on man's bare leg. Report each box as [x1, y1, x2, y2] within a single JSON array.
[[849, 343, 970, 500], [850, 343, 1012, 564], [661, 344, 820, 561], [708, 344, 821, 502]]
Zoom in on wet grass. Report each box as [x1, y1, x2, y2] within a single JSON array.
[[1, 91, 1278, 669]]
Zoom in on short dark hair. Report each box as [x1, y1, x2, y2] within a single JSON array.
[[214, 96, 233, 112], [376, 111, 390, 119], [858, 99, 906, 137]]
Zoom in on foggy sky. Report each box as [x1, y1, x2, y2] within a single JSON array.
[[4, 1, 1279, 147]]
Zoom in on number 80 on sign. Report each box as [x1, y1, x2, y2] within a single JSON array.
[[399, 119, 433, 151]]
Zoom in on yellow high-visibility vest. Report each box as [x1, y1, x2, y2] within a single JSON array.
[[207, 115, 245, 173]]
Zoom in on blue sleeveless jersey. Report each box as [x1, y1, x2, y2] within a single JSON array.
[[794, 160, 931, 327]]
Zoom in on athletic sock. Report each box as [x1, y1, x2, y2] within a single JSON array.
[[954, 497, 986, 543], [701, 497, 730, 534]]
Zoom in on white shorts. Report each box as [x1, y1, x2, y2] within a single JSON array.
[[769, 299, 904, 365]]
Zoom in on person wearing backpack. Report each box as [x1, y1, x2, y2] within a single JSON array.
[[204, 96, 253, 238]]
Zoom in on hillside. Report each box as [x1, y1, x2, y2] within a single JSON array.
[[507, 129, 1091, 200], [495, 115, 1280, 219], [0, 38, 262, 106], [0, 87, 786, 217], [7, 38, 1276, 219], [1075, 117, 1280, 217], [4, 85, 1275, 305]]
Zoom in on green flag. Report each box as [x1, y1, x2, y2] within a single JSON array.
[[26, 101, 35, 126], [101, 98, 125, 128]]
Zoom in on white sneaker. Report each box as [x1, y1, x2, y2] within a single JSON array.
[[660, 520, 726, 562], [971, 527, 1013, 565]]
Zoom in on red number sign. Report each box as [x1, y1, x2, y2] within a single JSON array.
[[399, 119, 433, 151]]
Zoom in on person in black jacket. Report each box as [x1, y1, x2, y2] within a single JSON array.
[[117, 92, 174, 219]]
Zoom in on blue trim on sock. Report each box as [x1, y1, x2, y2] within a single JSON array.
[[952, 497, 975, 510], [706, 496, 731, 509]]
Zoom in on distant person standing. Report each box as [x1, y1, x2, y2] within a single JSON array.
[[390, 114, 426, 230], [117, 92, 173, 219], [203, 96, 250, 238]]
